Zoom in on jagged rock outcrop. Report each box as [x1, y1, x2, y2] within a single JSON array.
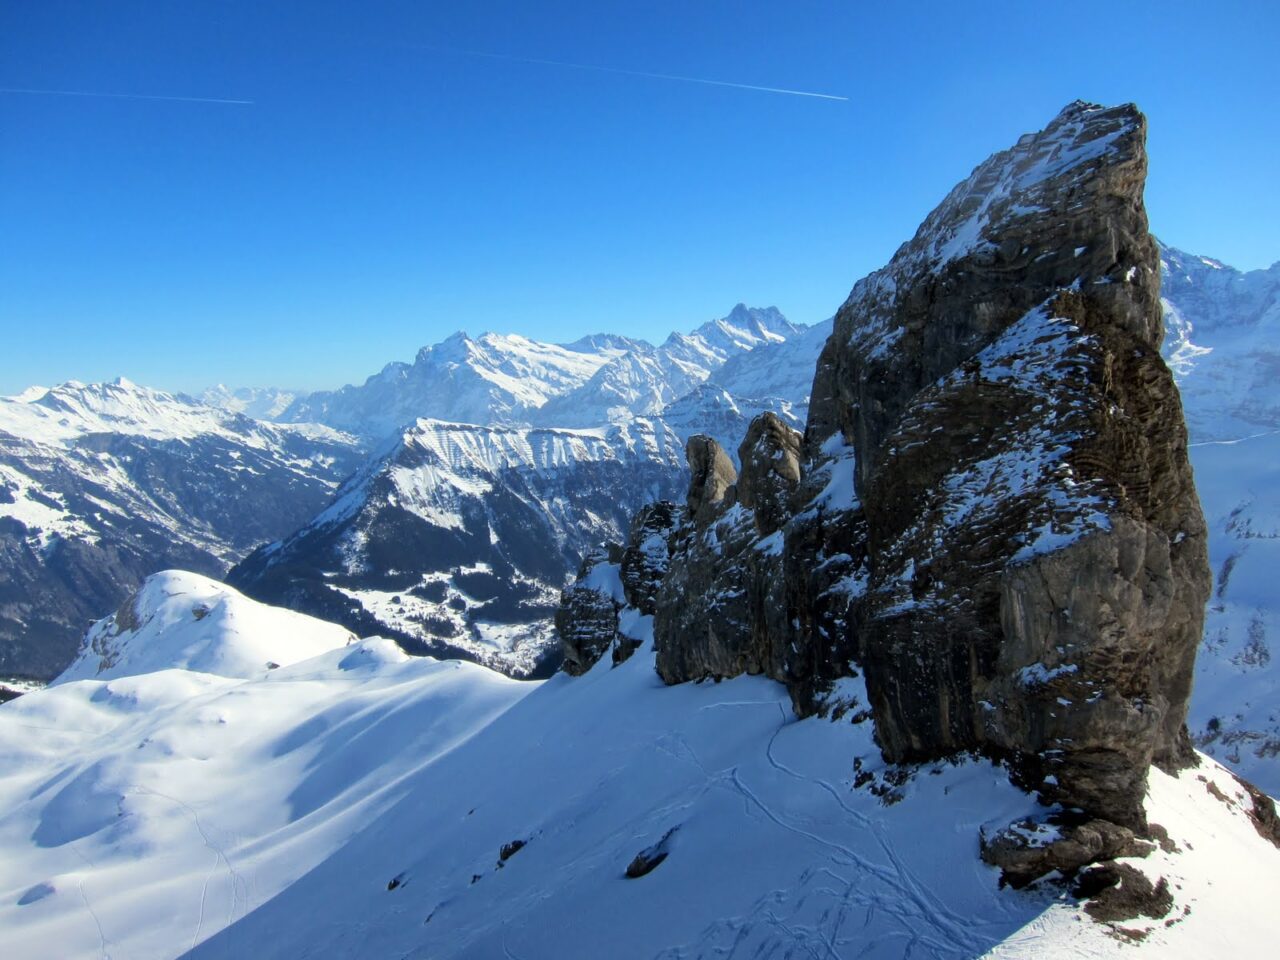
[[791, 101, 1209, 832], [652, 420, 803, 684], [557, 102, 1211, 860], [684, 435, 738, 522], [555, 547, 623, 677], [619, 501, 678, 616], [554, 503, 679, 674], [735, 412, 802, 537]]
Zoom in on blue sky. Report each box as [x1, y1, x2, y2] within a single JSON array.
[[2, 0, 1277, 395]]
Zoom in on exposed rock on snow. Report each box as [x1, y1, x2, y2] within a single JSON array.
[[555, 500, 677, 675], [561, 101, 1213, 851], [683, 434, 738, 523]]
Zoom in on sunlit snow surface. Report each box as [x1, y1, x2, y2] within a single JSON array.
[[1, 633, 1273, 959], [53, 571, 356, 684], [0, 640, 529, 959]]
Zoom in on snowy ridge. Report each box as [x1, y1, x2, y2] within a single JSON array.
[[311, 417, 685, 535], [54, 571, 355, 685], [282, 330, 628, 438], [0, 377, 348, 448], [286, 305, 808, 440], [537, 304, 804, 429]]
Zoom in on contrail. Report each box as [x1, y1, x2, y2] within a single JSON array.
[[0, 87, 253, 105], [418, 46, 848, 102]]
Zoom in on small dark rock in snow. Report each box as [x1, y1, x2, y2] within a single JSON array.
[[498, 839, 526, 863], [625, 828, 677, 879]]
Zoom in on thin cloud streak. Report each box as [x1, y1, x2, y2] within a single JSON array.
[[420, 46, 848, 102], [0, 87, 253, 105]]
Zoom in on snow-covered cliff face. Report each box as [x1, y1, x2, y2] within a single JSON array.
[[1159, 242, 1280, 441], [0, 379, 364, 680], [228, 418, 687, 676], [1156, 242, 1280, 795]]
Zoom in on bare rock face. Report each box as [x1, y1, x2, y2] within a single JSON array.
[[557, 101, 1210, 846], [647, 419, 805, 684], [684, 435, 738, 522], [735, 412, 802, 537], [792, 101, 1209, 829]]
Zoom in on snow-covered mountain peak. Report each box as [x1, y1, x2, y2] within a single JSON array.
[[3, 377, 231, 444], [52, 570, 356, 685], [199, 384, 302, 420], [898, 101, 1142, 278], [1158, 240, 1280, 440]]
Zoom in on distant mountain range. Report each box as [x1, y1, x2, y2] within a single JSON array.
[[0, 379, 364, 678], [4, 255, 1279, 692], [0, 305, 824, 679]]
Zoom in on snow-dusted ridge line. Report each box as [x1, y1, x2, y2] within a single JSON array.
[[282, 304, 809, 439], [53, 571, 357, 685]]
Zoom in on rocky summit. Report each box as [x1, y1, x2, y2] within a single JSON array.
[[557, 101, 1214, 878]]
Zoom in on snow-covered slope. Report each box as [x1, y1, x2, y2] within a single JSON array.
[[0, 379, 364, 680], [54, 571, 355, 684], [1, 612, 1275, 960], [227, 418, 687, 676], [0, 638, 530, 960], [1154, 242, 1280, 795]]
